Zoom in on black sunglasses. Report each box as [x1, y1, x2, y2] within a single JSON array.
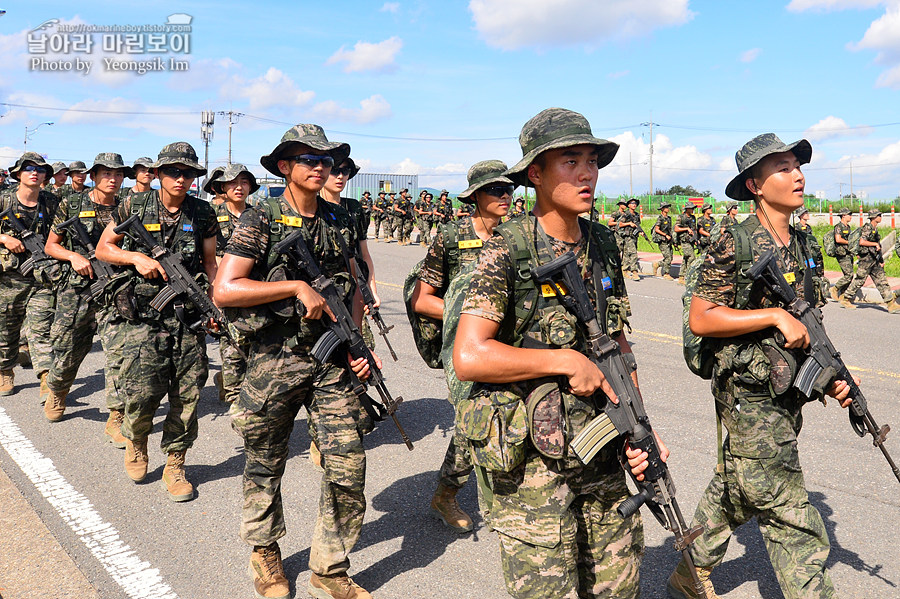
[[332, 166, 353, 177], [482, 185, 514, 198], [284, 154, 334, 169], [159, 166, 199, 179], [21, 164, 49, 174]]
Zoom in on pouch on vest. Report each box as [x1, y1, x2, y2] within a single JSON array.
[[457, 388, 528, 472], [0, 249, 19, 273], [759, 337, 799, 397], [525, 382, 565, 460], [32, 257, 65, 289]]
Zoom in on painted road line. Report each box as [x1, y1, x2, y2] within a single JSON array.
[[0, 407, 178, 599]]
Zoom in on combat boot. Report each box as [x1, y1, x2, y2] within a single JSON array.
[[17, 343, 31, 367], [39, 371, 50, 405], [667, 556, 721, 599], [651, 261, 660, 276], [677, 276, 685, 285], [104, 410, 126, 448], [829, 286, 839, 301], [309, 440, 323, 471], [162, 450, 194, 502], [308, 573, 371, 599], [430, 482, 474, 533], [839, 296, 856, 309], [43, 388, 67, 422], [0, 370, 14, 396], [124, 436, 149, 482], [663, 273, 675, 281], [249, 543, 290, 599], [887, 297, 900, 314], [213, 371, 226, 402]]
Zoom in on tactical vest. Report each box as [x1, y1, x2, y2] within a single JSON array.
[[215, 202, 241, 256], [66, 191, 118, 254], [652, 214, 672, 243], [677, 213, 696, 245]]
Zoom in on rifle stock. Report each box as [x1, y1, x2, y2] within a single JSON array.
[[1, 206, 49, 276]]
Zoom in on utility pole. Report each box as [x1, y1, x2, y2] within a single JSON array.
[[217, 110, 244, 166], [629, 152, 633, 197], [200, 110, 215, 188], [849, 161, 853, 200], [640, 117, 657, 196]]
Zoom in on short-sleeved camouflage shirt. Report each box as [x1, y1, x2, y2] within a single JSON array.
[[51, 190, 118, 253], [418, 217, 479, 290], [113, 193, 218, 241]]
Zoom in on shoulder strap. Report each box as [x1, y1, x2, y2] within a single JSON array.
[[729, 214, 757, 309]]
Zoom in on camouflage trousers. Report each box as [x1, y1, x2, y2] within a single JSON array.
[[438, 415, 473, 489], [219, 336, 250, 404], [389, 215, 404, 239], [118, 314, 208, 453], [614, 234, 625, 259], [490, 449, 643, 599], [0, 271, 55, 376], [844, 255, 894, 302], [690, 437, 833, 598], [621, 236, 639, 273], [833, 254, 854, 297], [372, 215, 385, 238], [231, 334, 372, 575], [416, 218, 432, 245], [48, 283, 97, 394], [95, 305, 127, 411], [680, 243, 697, 276], [402, 218, 414, 241], [657, 241, 673, 276], [361, 213, 371, 239]]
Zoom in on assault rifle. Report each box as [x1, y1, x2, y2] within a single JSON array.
[[57, 215, 121, 302], [1, 206, 50, 276], [531, 251, 708, 598], [114, 213, 245, 358], [273, 229, 413, 450], [747, 250, 900, 485]]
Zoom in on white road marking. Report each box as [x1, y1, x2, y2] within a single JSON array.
[[0, 407, 179, 599]]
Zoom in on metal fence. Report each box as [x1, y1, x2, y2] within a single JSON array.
[[346, 173, 419, 201]]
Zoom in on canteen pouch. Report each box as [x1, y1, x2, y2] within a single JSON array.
[[110, 279, 139, 321], [0, 249, 19, 273], [759, 337, 799, 397], [266, 264, 301, 321], [525, 382, 565, 460], [457, 388, 528, 472], [32, 258, 65, 289]]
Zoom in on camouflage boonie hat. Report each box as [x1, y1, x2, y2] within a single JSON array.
[[683, 203, 695, 211], [837, 207, 851, 216], [868, 209, 882, 219], [726, 201, 739, 211], [50, 161, 68, 175], [725, 133, 812, 201], [794, 206, 809, 218], [67, 160, 88, 174], [457, 159, 514, 203], [260, 124, 350, 177], [340, 157, 360, 180], [203, 163, 260, 195], [627, 198, 639, 205], [389, 191, 396, 196], [9, 152, 51, 180], [659, 201, 672, 209], [616, 200, 628, 206], [132, 156, 154, 169], [378, 190, 386, 195], [90, 153, 134, 178], [702, 203, 713, 211], [362, 190, 371, 196], [400, 187, 409, 194], [505, 107, 619, 187], [150, 142, 206, 175], [439, 189, 449, 197]]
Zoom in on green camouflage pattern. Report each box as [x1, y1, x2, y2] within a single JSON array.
[[118, 316, 209, 453], [95, 305, 126, 411], [203, 163, 259, 195], [89, 152, 132, 177], [47, 283, 97, 394], [260, 124, 349, 177], [149, 141, 206, 174], [834, 255, 854, 298], [797, 223, 824, 276], [714, 213, 738, 242], [458, 159, 513, 200], [844, 223, 894, 302], [414, 199, 432, 244], [725, 133, 812, 201], [697, 215, 715, 249], [505, 108, 619, 187], [8, 152, 50, 178], [67, 161, 88, 174], [0, 271, 54, 376], [658, 241, 674, 277]]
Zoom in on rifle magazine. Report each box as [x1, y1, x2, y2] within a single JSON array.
[[571, 413, 619, 465]]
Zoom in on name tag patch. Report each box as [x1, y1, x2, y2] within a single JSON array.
[[79, 210, 96, 218], [601, 276, 612, 290], [541, 282, 568, 298], [144, 223, 161, 232], [457, 239, 483, 250], [217, 215, 230, 223], [278, 216, 303, 228], [784, 272, 796, 284]]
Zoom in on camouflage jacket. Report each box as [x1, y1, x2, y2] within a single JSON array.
[[653, 214, 672, 242], [214, 202, 243, 257], [697, 215, 715, 246], [833, 222, 851, 257], [676, 213, 697, 244], [857, 222, 880, 259], [618, 211, 641, 238]]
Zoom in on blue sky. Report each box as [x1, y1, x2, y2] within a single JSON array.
[[2, 0, 899, 201]]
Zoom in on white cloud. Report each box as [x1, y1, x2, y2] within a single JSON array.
[[849, 4, 900, 88], [224, 68, 315, 111], [740, 48, 761, 63], [787, 0, 886, 12], [804, 115, 874, 141], [57, 98, 142, 125], [381, 2, 400, 12], [309, 94, 392, 124], [469, 0, 693, 50], [387, 159, 467, 190], [326, 37, 403, 73], [0, 146, 22, 164]]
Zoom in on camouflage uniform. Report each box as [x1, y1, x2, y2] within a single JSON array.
[[460, 214, 642, 599], [400, 196, 415, 243], [652, 213, 674, 276], [609, 208, 626, 256], [436, 199, 454, 224], [359, 194, 372, 238], [372, 194, 388, 239], [844, 220, 894, 302], [697, 213, 715, 253], [113, 190, 218, 453], [414, 198, 432, 245], [618, 209, 641, 274], [832, 221, 854, 297], [0, 186, 58, 380], [227, 194, 374, 577], [688, 216, 835, 599], [676, 210, 697, 275]]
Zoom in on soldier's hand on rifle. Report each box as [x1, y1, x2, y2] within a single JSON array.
[[349, 351, 381, 382], [70, 253, 94, 278], [625, 432, 669, 481], [0, 234, 25, 253], [562, 350, 617, 402], [295, 281, 335, 321], [133, 254, 167, 280], [827, 375, 859, 408], [773, 310, 809, 349]]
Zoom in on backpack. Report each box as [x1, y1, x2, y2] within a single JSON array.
[[848, 227, 863, 256], [823, 228, 837, 257], [440, 260, 479, 405], [682, 217, 756, 379]]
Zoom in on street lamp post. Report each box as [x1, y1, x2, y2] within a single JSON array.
[[24, 121, 54, 149]]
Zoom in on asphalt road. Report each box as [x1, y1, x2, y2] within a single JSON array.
[[1, 237, 899, 599]]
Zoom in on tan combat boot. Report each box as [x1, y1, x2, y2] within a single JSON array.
[[104, 410, 126, 449], [839, 296, 856, 309], [213, 371, 226, 402], [0, 370, 14, 396], [651, 261, 660, 276], [162, 450, 194, 502], [308, 573, 371, 599], [663, 273, 675, 281], [677, 276, 685, 285], [430, 482, 474, 533], [124, 436, 149, 482], [249, 543, 290, 599], [888, 297, 900, 314], [309, 440, 323, 471], [829, 286, 839, 301], [43, 388, 67, 422], [17, 343, 31, 367], [39, 371, 50, 405], [667, 556, 720, 599]]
